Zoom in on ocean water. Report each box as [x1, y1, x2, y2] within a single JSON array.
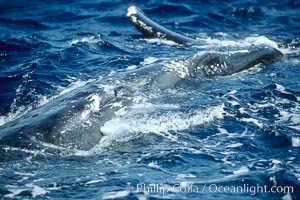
[[0, 0, 300, 199]]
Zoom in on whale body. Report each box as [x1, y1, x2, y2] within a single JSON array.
[[0, 6, 283, 150], [0, 46, 282, 150]]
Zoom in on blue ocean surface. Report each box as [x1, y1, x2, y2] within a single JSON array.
[[0, 0, 300, 199]]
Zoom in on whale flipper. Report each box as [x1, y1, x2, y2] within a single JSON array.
[[127, 6, 197, 44]]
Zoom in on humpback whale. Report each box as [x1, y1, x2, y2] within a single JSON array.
[[0, 6, 283, 150]]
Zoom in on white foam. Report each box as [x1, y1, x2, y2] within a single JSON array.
[[101, 104, 224, 136], [5, 184, 49, 198], [228, 100, 240, 106], [14, 171, 35, 176], [244, 36, 278, 49], [102, 190, 130, 200], [69, 34, 103, 46], [275, 83, 286, 93], [279, 108, 300, 132], [126, 65, 137, 70], [226, 143, 243, 148], [0, 116, 6, 126], [241, 118, 264, 128], [148, 162, 160, 168], [197, 36, 241, 47], [176, 173, 197, 179], [100, 118, 131, 136], [233, 166, 250, 175], [85, 179, 104, 185], [291, 137, 300, 147], [225, 166, 250, 178], [272, 159, 282, 165], [282, 192, 293, 200], [92, 103, 224, 151], [269, 159, 283, 172], [4, 188, 28, 198], [140, 57, 160, 65], [196, 35, 279, 49], [144, 38, 178, 45], [217, 128, 229, 135], [31, 185, 49, 198]]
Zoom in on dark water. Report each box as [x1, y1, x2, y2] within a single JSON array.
[[0, 0, 300, 199]]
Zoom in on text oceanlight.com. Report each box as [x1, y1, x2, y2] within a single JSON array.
[[130, 183, 294, 196]]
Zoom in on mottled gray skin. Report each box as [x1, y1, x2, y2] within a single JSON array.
[[186, 47, 283, 78], [0, 46, 282, 150], [0, 6, 284, 150], [0, 83, 113, 149]]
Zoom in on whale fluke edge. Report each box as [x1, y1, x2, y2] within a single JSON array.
[[127, 6, 197, 44]]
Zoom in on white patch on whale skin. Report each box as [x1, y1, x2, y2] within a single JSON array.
[[127, 6, 138, 17], [163, 60, 189, 78], [129, 15, 137, 23], [127, 7, 154, 34], [89, 94, 101, 112], [81, 94, 101, 121], [137, 19, 153, 33], [127, 6, 154, 34], [156, 31, 167, 39]]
